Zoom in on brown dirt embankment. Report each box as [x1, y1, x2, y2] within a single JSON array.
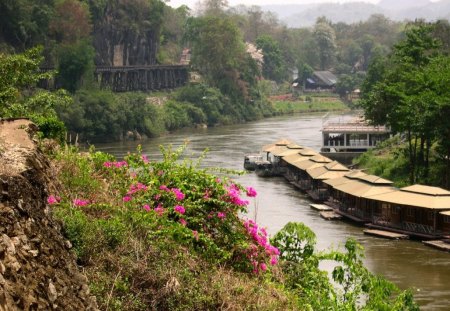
[[0, 119, 98, 310]]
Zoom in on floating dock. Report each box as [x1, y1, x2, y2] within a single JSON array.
[[422, 240, 450, 252], [363, 229, 409, 240], [320, 211, 343, 220], [310, 204, 333, 211]]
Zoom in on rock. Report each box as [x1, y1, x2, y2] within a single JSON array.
[[0, 120, 98, 310], [48, 281, 57, 303]]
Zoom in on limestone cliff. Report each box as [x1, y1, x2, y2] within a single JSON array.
[[92, 0, 163, 67], [0, 119, 98, 310]]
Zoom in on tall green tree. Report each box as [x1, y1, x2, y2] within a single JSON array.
[[313, 17, 337, 70], [361, 23, 441, 184], [185, 15, 256, 102], [256, 35, 285, 82]]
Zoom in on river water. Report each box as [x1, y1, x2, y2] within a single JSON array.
[[94, 113, 450, 310]]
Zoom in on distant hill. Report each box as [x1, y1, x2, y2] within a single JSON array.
[[259, 0, 450, 28]]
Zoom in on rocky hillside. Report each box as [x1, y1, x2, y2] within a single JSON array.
[[0, 119, 97, 310]]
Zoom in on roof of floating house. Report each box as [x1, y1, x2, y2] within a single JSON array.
[[323, 170, 368, 187], [333, 179, 396, 198], [282, 151, 317, 165], [363, 185, 450, 210], [306, 161, 350, 180], [322, 116, 390, 134], [262, 139, 293, 152], [357, 175, 393, 185], [294, 155, 332, 170], [273, 144, 305, 157]]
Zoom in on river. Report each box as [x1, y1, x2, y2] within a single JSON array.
[[94, 113, 450, 310]]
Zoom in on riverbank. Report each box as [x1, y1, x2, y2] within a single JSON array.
[[270, 93, 350, 114]]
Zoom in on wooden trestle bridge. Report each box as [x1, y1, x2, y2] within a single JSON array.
[[40, 65, 190, 92]]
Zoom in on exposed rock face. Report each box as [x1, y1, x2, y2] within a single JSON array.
[[92, 0, 161, 66], [0, 119, 98, 310]]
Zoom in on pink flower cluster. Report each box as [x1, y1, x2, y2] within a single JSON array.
[[142, 154, 149, 163], [246, 186, 257, 197], [103, 161, 128, 168], [127, 182, 147, 195], [243, 219, 279, 273], [47, 195, 60, 205], [174, 205, 186, 215], [225, 184, 249, 207], [73, 199, 90, 207], [159, 185, 185, 201]]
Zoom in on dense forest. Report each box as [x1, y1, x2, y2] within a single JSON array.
[[0, 0, 405, 142]]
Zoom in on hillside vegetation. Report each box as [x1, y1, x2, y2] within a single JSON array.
[[46, 143, 418, 310]]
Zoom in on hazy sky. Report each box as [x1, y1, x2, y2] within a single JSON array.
[[166, 0, 380, 8], [166, 0, 443, 8]]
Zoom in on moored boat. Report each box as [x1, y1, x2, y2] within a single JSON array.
[[243, 154, 263, 171]]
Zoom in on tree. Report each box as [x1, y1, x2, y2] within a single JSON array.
[[57, 39, 95, 93], [185, 15, 254, 101], [0, 47, 71, 140], [49, 0, 92, 44], [313, 17, 337, 70], [256, 35, 285, 82], [361, 23, 442, 184]]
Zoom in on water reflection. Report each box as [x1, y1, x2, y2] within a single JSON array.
[[94, 113, 450, 310]]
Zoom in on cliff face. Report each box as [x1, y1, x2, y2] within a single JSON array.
[[0, 119, 97, 310], [92, 0, 161, 67]]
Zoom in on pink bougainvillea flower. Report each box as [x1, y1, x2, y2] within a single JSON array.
[[159, 185, 169, 192], [171, 188, 185, 201], [127, 183, 147, 195], [142, 154, 149, 163], [217, 212, 226, 219], [154, 205, 165, 216], [73, 199, 89, 207], [143, 204, 151, 212], [122, 195, 132, 202], [246, 186, 257, 197], [47, 195, 59, 205], [174, 205, 185, 215], [103, 162, 112, 168], [192, 230, 199, 241], [270, 256, 278, 266], [260, 263, 267, 272], [179, 218, 187, 226]]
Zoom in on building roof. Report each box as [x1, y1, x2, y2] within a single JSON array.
[[323, 170, 367, 187], [299, 148, 318, 156], [294, 155, 332, 170], [363, 186, 450, 210], [322, 122, 390, 134], [357, 175, 393, 185], [440, 211, 450, 216], [334, 180, 397, 198], [262, 139, 293, 152], [313, 71, 338, 86], [306, 165, 349, 180], [324, 161, 349, 171], [400, 185, 450, 196]]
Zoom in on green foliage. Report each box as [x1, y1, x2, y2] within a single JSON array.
[[256, 35, 286, 82], [360, 22, 450, 185], [57, 39, 95, 93], [0, 46, 70, 140], [272, 222, 419, 311]]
